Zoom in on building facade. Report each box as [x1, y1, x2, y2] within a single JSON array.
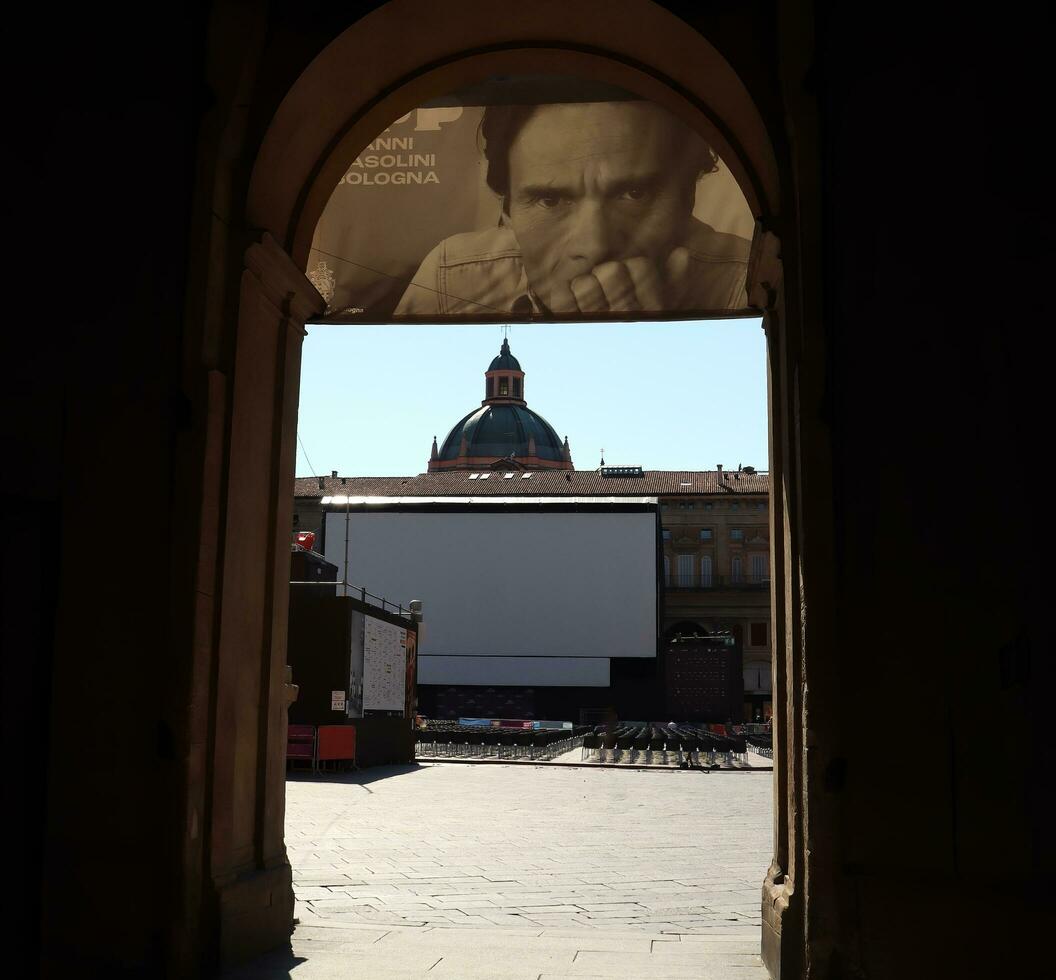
[[659, 469, 772, 721], [295, 468, 771, 722]]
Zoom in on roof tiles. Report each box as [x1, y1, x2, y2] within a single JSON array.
[[294, 470, 769, 499]]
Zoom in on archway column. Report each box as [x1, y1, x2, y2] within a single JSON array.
[[751, 228, 805, 979], [207, 233, 323, 966]]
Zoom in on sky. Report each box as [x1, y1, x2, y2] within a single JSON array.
[[296, 318, 768, 477]]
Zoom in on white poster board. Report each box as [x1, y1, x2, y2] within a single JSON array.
[[363, 617, 407, 712]]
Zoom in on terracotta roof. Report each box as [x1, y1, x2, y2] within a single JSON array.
[[294, 470, 769, 499]]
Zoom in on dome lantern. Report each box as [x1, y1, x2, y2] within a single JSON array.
[[484, 337, 525, 405]]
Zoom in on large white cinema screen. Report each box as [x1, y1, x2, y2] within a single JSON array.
[[307, 74, 754, 322], [323, 508, 659, 687]]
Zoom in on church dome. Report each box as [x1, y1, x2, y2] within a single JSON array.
[[437, 403, 566, 463], [427, 339, 573, 471]]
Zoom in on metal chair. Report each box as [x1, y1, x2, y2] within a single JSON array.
[[498, 730, 517, 758], [515, 732, 535, 758]]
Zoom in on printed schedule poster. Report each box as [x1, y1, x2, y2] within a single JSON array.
[[363, 618, 407, 713]]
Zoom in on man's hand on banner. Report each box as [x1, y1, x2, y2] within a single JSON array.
[[548, 246, 691, 313]]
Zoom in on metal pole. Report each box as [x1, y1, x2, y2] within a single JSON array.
[[343, 497, 350, 598]]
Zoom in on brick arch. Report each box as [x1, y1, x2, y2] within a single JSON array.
[[246, 0, 781, 270]]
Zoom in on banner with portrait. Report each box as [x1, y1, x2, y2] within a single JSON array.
[[307, 75, 756, 322]]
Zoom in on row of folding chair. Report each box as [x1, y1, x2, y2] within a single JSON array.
[[582, 725, 672, 765], [416, 727, 587, 761], [745, 731, 773, 757], [676, 725, 750, 765], [580, 724, 752, 766]]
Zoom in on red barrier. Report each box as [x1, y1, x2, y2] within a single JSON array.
[[287, 724, 316, 770], [317, 725, 356, 763]]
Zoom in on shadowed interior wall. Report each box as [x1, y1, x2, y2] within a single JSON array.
[[808, 6, 1049, 973], [1, 5, 210, 972]]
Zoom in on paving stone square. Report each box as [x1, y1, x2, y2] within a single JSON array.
[[226, 762, 772, 979]]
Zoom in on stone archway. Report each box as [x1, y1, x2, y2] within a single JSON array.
[[193, 2, 816, 974], [12, 1, 1046, 976]]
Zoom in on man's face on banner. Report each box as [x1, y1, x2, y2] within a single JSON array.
[[506, 101, 700, 314]]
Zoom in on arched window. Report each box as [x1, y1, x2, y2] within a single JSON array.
[[677, 554, 693, 587], [700, 555, 713, 588], [498, 376, 509, 396], [751, 553, 768, 583]]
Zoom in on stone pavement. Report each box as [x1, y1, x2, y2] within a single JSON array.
[[225, 762, 772, 979]]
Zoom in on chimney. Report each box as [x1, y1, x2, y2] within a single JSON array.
[[430, 436, 438, 461], [331, 469, 338, 478], [317, 476, 324, 490], [716, 463, 723, 482]]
